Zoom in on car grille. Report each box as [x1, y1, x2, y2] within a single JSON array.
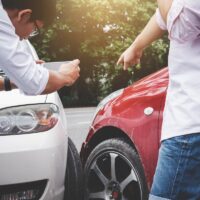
[[0, 179, 47, 200]]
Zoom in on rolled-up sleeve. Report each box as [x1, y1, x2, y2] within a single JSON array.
[[167, 0, 200, 43], [156, 8, 167, 30], [0, 9, 49, 95]]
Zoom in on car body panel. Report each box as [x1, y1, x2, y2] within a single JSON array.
[[82, 67, 169, 188], [0, 90, 68, 200], [0, 120, 67, 200], [0, 41, 69, 200], [46, 91, 68, 133], [0, 89, 47, 109]]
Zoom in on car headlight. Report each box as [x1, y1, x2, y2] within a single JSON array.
[[0, 104, 59, 135], [93, 88, 124, 117]]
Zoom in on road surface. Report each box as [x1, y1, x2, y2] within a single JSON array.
[[65, 107, 96, 152]]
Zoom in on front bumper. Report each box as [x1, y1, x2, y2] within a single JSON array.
[[0, 119, 68, 200]]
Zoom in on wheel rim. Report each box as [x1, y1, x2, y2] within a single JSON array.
[[85, 151, 143, 200]]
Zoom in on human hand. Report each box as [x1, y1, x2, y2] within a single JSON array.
[[59, 59, 80, 86], [117, 44, 143, 70]]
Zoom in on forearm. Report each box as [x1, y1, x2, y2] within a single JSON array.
[[0, 77, 17, 91], [131, 13, 165, 50], [117, 13, 166, 69], [0, 70, 71, 94], [42, 60, 80, 94], [0, 77, 4, 90], [42, 71, 66, 95]]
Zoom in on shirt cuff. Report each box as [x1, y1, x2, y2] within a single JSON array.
[[156, 8, 167, 30], [20, 66, 49, 96], [35, 67, 49, 95], [167, 0, 184, 42]]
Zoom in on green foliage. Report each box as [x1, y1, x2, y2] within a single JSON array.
[[31, 0, 169, 107]]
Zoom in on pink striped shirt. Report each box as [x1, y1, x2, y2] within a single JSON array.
[[156, 0, 200, 140]]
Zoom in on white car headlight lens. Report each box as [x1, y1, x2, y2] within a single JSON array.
[[0, 113, 14, 133], [17, 110, 38, 132], [93, 88, 124, 117], [0, 104, 59, 135]]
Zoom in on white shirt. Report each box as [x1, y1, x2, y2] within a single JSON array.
[[0, 1, 49, 95], [156, 0, 200, 140]]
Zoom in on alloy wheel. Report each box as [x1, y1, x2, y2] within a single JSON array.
[[86, 151, 142, 200]]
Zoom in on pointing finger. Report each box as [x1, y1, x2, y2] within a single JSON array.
[[124, 62, 130, 70], [117, 55, 123, 66], [71, 59, 80, 66]]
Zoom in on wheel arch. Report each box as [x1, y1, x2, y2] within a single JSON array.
[[82, 126, 138, 166]]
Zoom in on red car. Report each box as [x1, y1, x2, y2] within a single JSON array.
[[81, 68, 168, 200]]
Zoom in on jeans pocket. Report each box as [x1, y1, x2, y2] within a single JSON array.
[[162, 135, 189, 149], [152, 135, 191, 199]]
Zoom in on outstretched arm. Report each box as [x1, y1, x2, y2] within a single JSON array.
[[0, 77, 16, 91], [0, 60, 80, 94], [42, 59, 80, 94], [117, 13, 165, 70]]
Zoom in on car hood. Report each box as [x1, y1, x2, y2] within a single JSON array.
[[0, 89, 47, 109], [122, 67, 168, 98]]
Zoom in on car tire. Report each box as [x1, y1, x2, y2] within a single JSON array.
[[84, 138, 149, 200], [64, 137, 83, 200]]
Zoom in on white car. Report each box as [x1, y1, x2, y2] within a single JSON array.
[[0, 41, 83, 200]]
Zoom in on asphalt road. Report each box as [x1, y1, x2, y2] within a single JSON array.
[[65, 107, 96, 152]]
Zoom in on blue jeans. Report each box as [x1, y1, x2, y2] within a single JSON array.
[[149, 133, 200, 200]]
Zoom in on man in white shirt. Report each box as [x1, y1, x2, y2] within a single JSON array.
[[0, 0, 80, 95]]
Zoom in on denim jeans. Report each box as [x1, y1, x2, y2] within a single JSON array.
[[149, 133, 200, 200]]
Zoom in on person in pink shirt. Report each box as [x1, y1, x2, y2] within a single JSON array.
[[118, 0, 200, 199]]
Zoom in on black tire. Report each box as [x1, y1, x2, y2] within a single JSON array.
[[64, 137, 83, 200], [84, 138, 149, 200]]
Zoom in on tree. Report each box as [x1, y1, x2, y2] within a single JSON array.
[[31, 0, 169, 107]]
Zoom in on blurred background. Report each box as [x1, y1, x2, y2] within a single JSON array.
[[31, 0, 169, 107]]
